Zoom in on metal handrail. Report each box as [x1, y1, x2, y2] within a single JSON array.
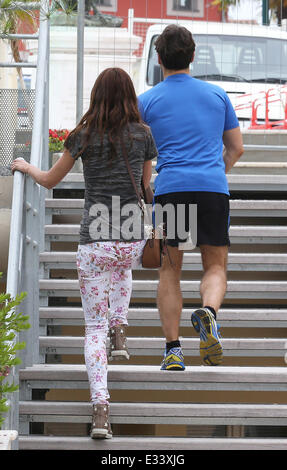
[[3, 5, 50, 442], [6, 168, 25, 300], [30, 15, 49, 168], [0, 62, 37, 67], [0, 33, 39, 39], [0, 2, 41, 11]]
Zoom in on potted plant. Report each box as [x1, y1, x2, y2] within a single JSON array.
[[0, 275, 30, 449], [49, 128, 69, 165], [49, 128, 82, 172]]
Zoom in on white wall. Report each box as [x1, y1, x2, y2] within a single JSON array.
[[0, 40, 18, 89], [28, 26, 142, 130]]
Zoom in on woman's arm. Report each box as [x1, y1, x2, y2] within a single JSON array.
[[142, 160, 152, 189], [11, 149, 76, 189], [142, 160, 154, 204]]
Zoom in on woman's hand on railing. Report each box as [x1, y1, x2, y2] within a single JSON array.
[[11, 150, 75, 189], [11, 158, 30, 175]]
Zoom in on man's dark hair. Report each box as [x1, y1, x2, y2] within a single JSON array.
[[154, 24, 195, 70]]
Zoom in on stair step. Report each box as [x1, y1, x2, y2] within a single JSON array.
[[45, 198, 287, 218], [19, 151, 287, 449], [39, 336, 287, 357], [39, 278, 287, 299], [44, 224, 287, 244], [19, 365, 287, 391], [39, 251, 287, 271], [39, 307, 287, 328], [18, 435, 287, 450], [241, 144, 287, 161], [19, 401, 287, 426], [56, 173, 287, 192], [230, 162, 287, 175]]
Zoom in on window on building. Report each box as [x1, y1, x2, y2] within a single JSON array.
[[94, 0, 117, 13], [174, 0, 199, 12], [167, 0, 204, 17]]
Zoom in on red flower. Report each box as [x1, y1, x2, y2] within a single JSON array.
[[49, 129, 70, 142]]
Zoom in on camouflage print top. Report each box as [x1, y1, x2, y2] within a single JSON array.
[[64, 123, 158, 244]]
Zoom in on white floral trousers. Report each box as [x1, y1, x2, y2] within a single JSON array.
[[76, 240, 145, 405]]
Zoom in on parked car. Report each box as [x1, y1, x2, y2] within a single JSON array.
[[138, 22, 287, 128]]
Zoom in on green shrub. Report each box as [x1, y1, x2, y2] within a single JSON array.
[[0, 278, 30, 429]]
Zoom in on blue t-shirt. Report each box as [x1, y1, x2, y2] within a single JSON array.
[[138, 74, 239, 196]]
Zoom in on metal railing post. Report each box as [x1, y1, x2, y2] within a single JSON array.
[[3, 2, 50, 443], [128, 8, 134, 35], [76, 0, 85, 124], [20, 13, 50, 369], [3, 170, 25, 436]]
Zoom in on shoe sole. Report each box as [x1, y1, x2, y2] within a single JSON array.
[[90, 429, 112, 439], [109, 350, 130, 361], [160, 351, 185, 371], [191, 309, 223, 366], [161, 364, 185, 371]]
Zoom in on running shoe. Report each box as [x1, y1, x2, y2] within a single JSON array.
[[160, 346, 185, 371], [191, 307, 223, 366]]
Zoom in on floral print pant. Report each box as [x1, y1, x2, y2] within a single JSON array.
[[76, 240, 146, 405]]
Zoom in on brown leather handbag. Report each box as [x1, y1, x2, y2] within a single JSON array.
[[121, 145, 165, 269], [141, 185, 165, 268]]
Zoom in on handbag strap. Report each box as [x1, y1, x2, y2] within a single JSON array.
[[120, 138, 173, 266]]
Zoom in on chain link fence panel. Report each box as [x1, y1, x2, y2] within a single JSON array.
[[0, 88, 35, 168]]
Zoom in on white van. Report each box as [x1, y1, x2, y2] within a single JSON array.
[[137, 22, 287, 128]]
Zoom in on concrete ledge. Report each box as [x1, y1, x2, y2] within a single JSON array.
[[0, 431, 18, 451]]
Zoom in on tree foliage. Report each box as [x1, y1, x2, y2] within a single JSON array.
[[269, 0, 287, 23], [212, 0, 287, 23], [0, 0, 76, 88]]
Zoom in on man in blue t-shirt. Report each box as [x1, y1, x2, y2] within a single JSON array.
[[138, 24, 244, 371]]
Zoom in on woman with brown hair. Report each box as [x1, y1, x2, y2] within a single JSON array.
[[12, 67, 157, 439]]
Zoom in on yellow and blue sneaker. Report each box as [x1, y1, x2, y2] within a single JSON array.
[[191, 307, 223, 366], [160, 347, 185, 371]]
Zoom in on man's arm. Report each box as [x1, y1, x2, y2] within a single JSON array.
[[222, 127, 244, 173]]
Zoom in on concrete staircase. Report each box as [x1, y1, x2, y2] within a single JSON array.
[[18, 135, 287, 450]]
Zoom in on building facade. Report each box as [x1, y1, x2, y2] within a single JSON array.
[[96, 0, 222, 56], [97, 0, 221, 23]]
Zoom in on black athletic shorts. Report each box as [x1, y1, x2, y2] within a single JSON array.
[[153, 191, 230, 247]]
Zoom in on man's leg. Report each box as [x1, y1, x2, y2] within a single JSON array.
[[157, 246, 185, 370], [157, 246, 183, 341], [199, 244, 228, 312], [191, 244, 228, 366]]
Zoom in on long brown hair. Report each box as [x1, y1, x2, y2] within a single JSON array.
[[66, 67, 146, 161]]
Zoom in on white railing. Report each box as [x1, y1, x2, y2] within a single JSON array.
[[3, 4, 50, 447]]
